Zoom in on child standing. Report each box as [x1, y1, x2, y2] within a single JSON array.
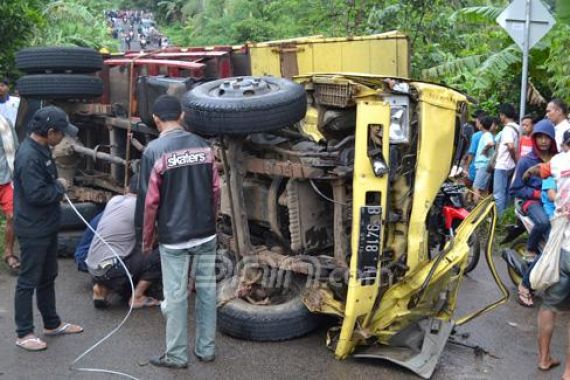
[[519, 114, 535, 158], [473, 116, 497, 204]]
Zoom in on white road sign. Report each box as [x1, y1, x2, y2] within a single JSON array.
[[497, 0, 556, 50]]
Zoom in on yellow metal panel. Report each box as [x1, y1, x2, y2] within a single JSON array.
[[248, 32, 406, 47], [249, 32, 410, 78], [312, 42, 343, 73], [396, 38, 410, 78], [335, 99, 391, 359], [340, 40, 370, 74], [369, 39, 395, 76], [296, 43, 313, 76], [406, 83, 467, 272], [249, 46, 281, 77]]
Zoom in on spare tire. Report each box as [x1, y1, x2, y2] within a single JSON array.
[[217, 275, 321, 341], [17, 74, 103, 99], [16, 47, 103, 74], [60, 202, 104, 231], [182, 76, 306, 136], [57, 230, 84, 258]]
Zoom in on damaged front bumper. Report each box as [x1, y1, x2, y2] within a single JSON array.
[[304, 196, 509, 378]]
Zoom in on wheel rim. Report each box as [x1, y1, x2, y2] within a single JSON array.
[[210, 77, 275, 98], [244, 281, 298, 306]]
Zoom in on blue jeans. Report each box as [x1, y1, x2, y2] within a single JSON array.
[[527, 203, 550, 253], [493, 169, 514, 217], [522, 258, 537, 290], [159, 238, 217, 365]]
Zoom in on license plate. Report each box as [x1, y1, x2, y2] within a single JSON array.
[[357, 206, 382, 285]]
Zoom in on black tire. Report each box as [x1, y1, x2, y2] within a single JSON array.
[[464, 232, 481, 274], [17, 74, 103, 99], [217, 276, 320, 341], [16, 47, 103, 74], [60, 202, 104, 231], [507, 238, 528, 286], [182, 76, 307, 136], [57, 230, 85, 258]]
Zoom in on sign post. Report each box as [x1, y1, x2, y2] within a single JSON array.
[[496, 0, 555, 120]]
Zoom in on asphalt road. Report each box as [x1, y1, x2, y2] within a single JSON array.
[[0, 250, 568, 380]]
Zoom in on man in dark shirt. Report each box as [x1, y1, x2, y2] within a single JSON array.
[[13, 106, 83, 351], [135, 95, 220, 369]]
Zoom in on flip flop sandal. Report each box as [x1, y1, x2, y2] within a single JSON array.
[[131, 297, 161, 309], [517, 288, 534, 307], [44, 323, 84, 336], [16, 336, 47, 351], [4, 255, 21, 272]]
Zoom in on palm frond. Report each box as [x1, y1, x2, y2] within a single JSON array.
[[422, 55, 484, 79], [476, 44, 520, 75], [450, 6, 503, 23]]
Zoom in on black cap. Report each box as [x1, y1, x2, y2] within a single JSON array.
[[563, 129, 570, 147], [152, 95, 182, 121], [30, 106, 78, 137]]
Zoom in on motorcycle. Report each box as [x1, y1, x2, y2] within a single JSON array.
[[428, 181, 481, 273], [500, 201, 545, 286]]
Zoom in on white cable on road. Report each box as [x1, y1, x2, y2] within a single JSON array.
[[65, 194, 141, 380]]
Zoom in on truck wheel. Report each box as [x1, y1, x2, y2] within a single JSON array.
[[16, 47, 103, 74], [507, 238, 528, 286], [464, 232, 481, 274], [60, 202, 104, 231], [57, 230, 84, 258], [182, 76, 306, 136], [217, 276, 320, 341], [17, 74, 103, 99]]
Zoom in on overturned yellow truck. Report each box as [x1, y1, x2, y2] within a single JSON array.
[[179, 33, 509, 378], [14, 32, 508, 378]]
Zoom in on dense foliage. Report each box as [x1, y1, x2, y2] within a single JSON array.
[[1, 0, 568, 113], [32, 0, 118, 49], [0, 1, 43, 80], [0, 0, 117, 80], [118, 0, 568, 114]]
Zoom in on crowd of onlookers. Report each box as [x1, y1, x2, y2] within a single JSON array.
[[458, 100, 569, 220], [456, 99, 570, 375], [457, 99, 569, 270], [105, 10, 169, 51]]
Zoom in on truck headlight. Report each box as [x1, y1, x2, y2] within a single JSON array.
[[387, 96, 410, 144]]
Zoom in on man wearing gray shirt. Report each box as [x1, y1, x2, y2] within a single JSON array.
[[87, 175, 161, 309]]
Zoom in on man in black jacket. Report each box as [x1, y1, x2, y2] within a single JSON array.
[[13, 106, 83, 351], [135, 95, 220, 369]]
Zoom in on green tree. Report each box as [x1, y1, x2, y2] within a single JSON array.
[[32, 0, 118, 50], [0, 0, 43, 79]]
